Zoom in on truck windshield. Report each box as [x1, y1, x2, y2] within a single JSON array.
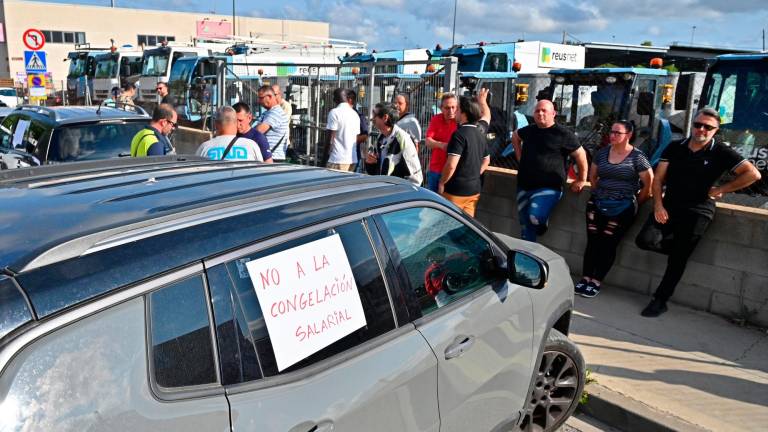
[[94, 55, 118, 79], [168, 59, 196, 108], [702, 58, 768, 195], [67, 56, 88, 78], [142, 51, 170, 76]]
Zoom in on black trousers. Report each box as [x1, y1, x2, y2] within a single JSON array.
[[582, 199, 637, 281], [653, 208, 712, 302]]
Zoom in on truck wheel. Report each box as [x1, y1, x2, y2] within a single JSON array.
[[518, 329, 585, 432]]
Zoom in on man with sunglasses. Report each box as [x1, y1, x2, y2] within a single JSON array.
[[156, 82, 177, 107], [130, 103, 177, 157], [643, 107, 761, 317]]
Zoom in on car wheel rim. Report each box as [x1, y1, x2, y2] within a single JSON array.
[[518, 350, 580, 432]]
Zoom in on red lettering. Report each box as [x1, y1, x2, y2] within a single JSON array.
[[313, 254, 330, 271], [296, 261, 306, 279], [259, 268, 281, 289], [295, 326, 306, 342], [270, 302, 278, 318]]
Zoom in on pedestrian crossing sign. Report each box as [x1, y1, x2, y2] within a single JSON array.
[[24, 50, 47, 73]]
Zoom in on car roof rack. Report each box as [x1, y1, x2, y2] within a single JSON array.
[[95, 100, 149, 116], [14, 105, 58, 120]]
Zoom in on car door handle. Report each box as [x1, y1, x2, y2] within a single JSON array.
[[444, 335, 475, 360], [308, 421, 334, 432]]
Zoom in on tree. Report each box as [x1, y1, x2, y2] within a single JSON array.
[[641, 40, 653, 46]]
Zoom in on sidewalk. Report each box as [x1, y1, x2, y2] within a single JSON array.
[[569, 288, 768, 431]]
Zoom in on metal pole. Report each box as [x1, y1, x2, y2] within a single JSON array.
[[313, 67, 322, 166], [690, 26, 696, 45], [232, 0, 236, 36], [451, 0, 457, 46]]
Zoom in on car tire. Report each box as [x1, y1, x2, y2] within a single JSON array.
[[518, 328, 585, 432]]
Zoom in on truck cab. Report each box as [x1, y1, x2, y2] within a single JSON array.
[[543, 66, 675, 162], [92, 47, 143, 102], [65, 49, 103, 104], [138, 45, 212, 105], [700, 54, 768, 196]]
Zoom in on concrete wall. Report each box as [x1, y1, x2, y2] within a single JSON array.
[[0, 0, 330, 83], [477, 168, 768, 327]]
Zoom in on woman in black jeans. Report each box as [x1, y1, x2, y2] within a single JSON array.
[[575, 121, 653, 298]]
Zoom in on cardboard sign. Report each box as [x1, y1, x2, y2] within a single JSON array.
[[246, 234, 367, 371]]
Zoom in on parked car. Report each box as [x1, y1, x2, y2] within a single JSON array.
[[0, 87, 19, 108], [0, 158, 585, 432], [0, 104, 150, 169]]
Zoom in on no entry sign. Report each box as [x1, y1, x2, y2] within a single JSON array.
[[23, 29, 45, 51]]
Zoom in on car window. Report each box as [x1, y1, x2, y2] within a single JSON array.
[[208, 220, 396, 384], [25, 120, 53, 160], [148, 275, 218, 389], [48, 121, 148, 162], [0, 115, 20, 151], [0, 89, 16, 97], [378, 207, 501, 316]]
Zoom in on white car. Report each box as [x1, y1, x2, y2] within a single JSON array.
[[0, 87, 18, 107]]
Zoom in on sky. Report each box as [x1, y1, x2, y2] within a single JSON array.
[[31, 0, 768, 51]]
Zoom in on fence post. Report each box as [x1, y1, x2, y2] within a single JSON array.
[[443, 57, 459, 95], [313, 67, 322, 166], [216, 59, 227, 114]]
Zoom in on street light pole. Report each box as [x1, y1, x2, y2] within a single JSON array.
[[690, 25, 696, 45], [232, 0, 236, 36], [451, 0, 457, 46]]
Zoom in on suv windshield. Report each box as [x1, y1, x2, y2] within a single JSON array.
[[0, 89, 16, 97], [48, 121, 148, 162]]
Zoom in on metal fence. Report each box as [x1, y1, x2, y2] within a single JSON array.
[[219, 58, 524, 177]]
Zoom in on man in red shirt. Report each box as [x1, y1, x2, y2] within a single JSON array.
[[425, 94, 458, 192]]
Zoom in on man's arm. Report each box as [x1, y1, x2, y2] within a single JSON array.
[[511, 131, 522, 162], [652, 161, 669, 224], [569, 147, 589, 192], [477, 88, 491, 125], [709, 161, 762, 198], [480, 155, 490, 175], [426, 137, 448, 151], [438, 154, 460, 194], [255, 123, 271, 134], [587, 163, 599, 190]]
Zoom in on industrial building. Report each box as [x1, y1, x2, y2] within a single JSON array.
[[0, 0, 330, 86]]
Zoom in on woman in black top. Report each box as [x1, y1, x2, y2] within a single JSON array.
[[575, 121, 653, 298]]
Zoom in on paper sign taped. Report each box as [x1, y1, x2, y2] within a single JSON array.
[[246, 234, 367, 371]]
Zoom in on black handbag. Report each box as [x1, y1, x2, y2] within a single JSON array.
[[635, 213, 674, 255]]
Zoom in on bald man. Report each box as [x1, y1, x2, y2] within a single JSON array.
[[512, 99, 588, 241]]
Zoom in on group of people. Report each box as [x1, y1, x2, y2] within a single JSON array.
[[108, 81, 176, 107], [512, 101, 760, 317], [131, 85, 762, 318]]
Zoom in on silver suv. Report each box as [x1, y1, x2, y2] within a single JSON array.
[[0, 158, 584, 432]]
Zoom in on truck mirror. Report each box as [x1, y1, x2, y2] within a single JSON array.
[[637, 91, 654, 116]]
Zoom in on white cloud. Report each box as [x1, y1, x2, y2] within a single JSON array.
[[648, 26, 662, 36]]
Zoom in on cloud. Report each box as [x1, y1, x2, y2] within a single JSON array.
[[648, 26, 662, 36]]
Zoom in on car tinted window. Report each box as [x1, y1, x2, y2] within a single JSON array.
[[148, 275, 217, 389], [0, 115, 19, 151], [209, 220, 395, 384], [379, 207, 501, 316], [0, 89, 16, 97], [48, 121, 148, 162]]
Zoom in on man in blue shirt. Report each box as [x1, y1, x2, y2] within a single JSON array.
[[233, 102, 273, 163], [255, 85, 288, 161]]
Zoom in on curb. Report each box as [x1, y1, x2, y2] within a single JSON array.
[[577, 383, 709, 432]]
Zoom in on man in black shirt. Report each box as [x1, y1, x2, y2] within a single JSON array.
[[643, 107, 761, 317], [438, 88, 492, 217], [512, 99, 589, 241]]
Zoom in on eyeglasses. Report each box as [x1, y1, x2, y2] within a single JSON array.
[[692, 122, 718, 132], [167, 119, 178, 129], [609, 130, 629, 135]]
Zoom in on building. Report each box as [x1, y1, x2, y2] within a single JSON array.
[[0, 0, 330, 86]]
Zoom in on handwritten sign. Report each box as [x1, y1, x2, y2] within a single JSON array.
[[246, 234, 367, 371]]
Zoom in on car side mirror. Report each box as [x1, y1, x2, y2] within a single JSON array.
[[506, 249, 548, 289]]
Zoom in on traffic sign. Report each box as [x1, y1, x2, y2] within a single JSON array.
[[27, 73, 46, 88], [24, 50, 47, 73], [23, 29, 45, 51]]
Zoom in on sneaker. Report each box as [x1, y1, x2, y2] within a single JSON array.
[[580, 282, 600, 298], [641, 298, 668, 317], [574, 279, 589, 295]]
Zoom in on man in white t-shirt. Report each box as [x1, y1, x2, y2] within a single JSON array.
[[325, 88, 361, 171], [196, 106, 264, 161]]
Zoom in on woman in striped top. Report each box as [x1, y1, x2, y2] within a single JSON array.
[[575, 121, 654, 298]]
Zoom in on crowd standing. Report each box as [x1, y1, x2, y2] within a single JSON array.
[[167, 87, 761, 318]]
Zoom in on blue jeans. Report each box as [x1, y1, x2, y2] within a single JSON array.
[[426, 171, 441, 192], [517, 188, 563, 242]]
